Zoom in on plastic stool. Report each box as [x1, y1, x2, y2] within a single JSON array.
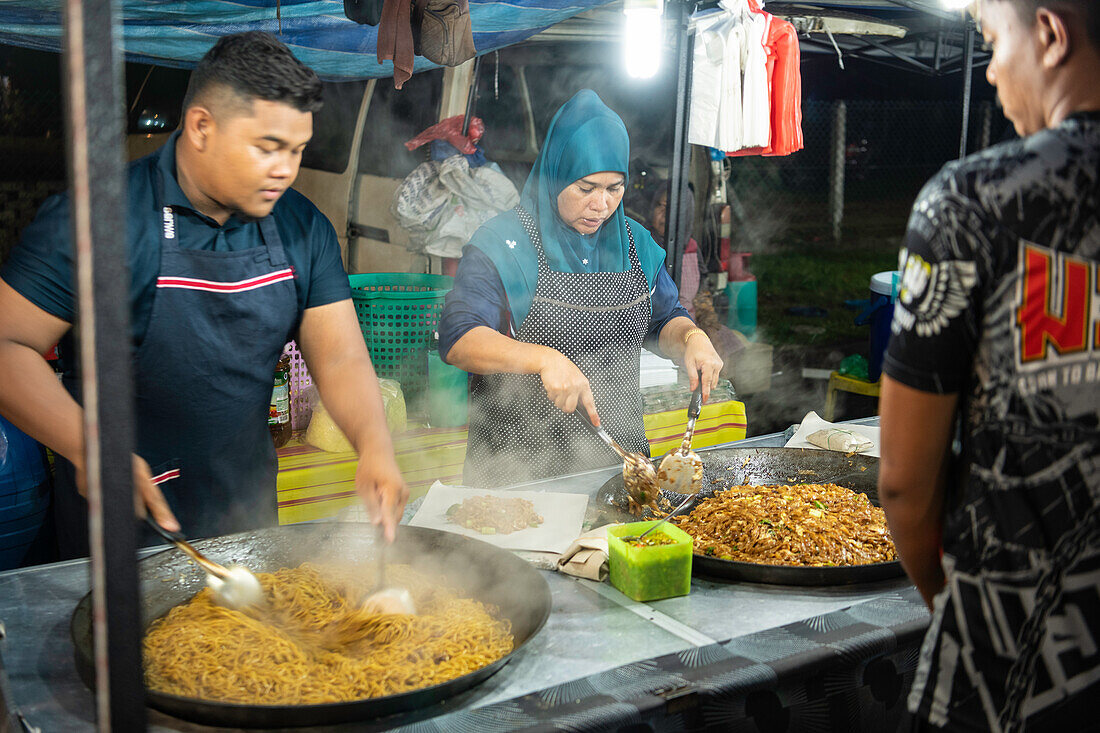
[[823, 371, 881, 422]]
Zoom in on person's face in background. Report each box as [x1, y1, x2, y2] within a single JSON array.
[[557, 171, 625, 235], [650, 190, 668, 242], [980, 1, 1052, 136]]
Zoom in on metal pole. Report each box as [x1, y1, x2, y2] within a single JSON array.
[[979, 100, 993, 150], [666, 0, 693, 290], [829, 100, 846, 244], [61, 0, 145, 729], [959, 23, 975, 159], [933, 23, 944, 73], [461, 54, 482, 137]]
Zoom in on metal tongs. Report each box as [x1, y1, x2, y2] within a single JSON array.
[[145, 517, 264, 610], [576, 409, 660, 509], [657, 381, 704, 495]]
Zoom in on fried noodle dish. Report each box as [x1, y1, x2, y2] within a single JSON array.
[[672, 483, 896, 566], [446, 495, 544, 534], [143, 563, 513, 704]]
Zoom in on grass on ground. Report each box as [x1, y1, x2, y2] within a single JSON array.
[[749, 238, 900, 348]]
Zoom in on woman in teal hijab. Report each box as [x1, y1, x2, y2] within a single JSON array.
[[440, 90, 723, 487]]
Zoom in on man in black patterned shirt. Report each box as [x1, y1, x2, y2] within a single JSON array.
[[878, 2, 1100, 731]]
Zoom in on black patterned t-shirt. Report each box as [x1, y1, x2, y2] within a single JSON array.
[[885, 112, 1100, 732]]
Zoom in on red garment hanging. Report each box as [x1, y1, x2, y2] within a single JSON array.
[[404, 115, 486, 153], [766, 17, 803, 156], [728, 5, 803, 157]]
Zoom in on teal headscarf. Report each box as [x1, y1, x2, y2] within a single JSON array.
[[468, 89, 667, 327]]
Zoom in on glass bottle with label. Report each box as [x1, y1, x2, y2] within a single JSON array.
[[269, 353, 292, 449]]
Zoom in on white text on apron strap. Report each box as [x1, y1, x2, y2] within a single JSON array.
[[162, 207, 176, 240]]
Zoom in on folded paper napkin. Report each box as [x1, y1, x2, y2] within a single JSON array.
[[785, 411, 880, 457], [555, 525, 611, 581]]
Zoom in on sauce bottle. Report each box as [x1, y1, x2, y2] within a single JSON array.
[[269, 353, 292, 448]]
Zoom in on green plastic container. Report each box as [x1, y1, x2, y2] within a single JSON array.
[[427, 349, 468, 427], [725, 280, 757, 337], [349, 273, 453, 414], [607, 522, 693, 602]]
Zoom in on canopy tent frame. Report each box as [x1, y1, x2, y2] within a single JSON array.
[[660, 0, 984, 287]]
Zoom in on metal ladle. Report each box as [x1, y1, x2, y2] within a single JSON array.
[[360, 524, 416, 615], [144, 517, 264, 610], [619, 493, 696, 543], [576, 408, 660, 509], [657, 381, 704, 495]]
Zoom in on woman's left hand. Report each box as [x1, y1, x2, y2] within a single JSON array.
[[683, 333, 724, 402]]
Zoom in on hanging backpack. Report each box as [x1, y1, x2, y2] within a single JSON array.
[[412, 0, 477, 67]]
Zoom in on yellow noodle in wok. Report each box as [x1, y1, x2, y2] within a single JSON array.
[[142, 563, 513, 704]]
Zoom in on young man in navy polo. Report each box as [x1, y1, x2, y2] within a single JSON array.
[[0, 32, 407, 557]]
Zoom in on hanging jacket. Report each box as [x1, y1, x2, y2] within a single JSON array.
[[729, 4, 803, 157]]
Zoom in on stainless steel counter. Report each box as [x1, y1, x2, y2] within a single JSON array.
[[0, 419, 929, 731]]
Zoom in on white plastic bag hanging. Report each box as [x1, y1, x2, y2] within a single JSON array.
[[391, 160, 450, 243], [391, 154, 519, 258]]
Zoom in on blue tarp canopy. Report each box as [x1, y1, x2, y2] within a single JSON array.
[[0, 0, 615, 80]]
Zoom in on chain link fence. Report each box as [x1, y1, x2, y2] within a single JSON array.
[[724, 98, 1005, 251], [0, 83, 66, 265]]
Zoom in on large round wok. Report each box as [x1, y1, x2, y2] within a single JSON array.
[[70, 523, 551, 728], [590, 446, 903, 585]]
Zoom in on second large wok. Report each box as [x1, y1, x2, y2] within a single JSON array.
[[70, 523, 551, 728], [590, 446, 903, 585]]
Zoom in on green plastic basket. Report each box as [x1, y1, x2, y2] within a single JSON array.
[[349, 273, 453, 412]]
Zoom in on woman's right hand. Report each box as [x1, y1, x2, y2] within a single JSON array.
[[538, 348, 599, 425]]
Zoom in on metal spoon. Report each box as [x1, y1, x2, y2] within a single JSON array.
[[657, 381, 704, 495], [619, 493, 696, 543], [360, 524, 415, 615], [144, 517, 264, 610], [575, 408, 660, 509]]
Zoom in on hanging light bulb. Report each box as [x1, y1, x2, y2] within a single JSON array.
[[623, 0, 664, 79]]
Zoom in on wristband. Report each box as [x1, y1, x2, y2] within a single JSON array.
[[683, 327, 707, 347]]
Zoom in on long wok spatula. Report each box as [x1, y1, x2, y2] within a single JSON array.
[[657, 381, 704, 494], [144, 517, 264, 610]]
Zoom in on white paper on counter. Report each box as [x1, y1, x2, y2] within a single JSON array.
[[408, 482, 589, 555], [784, 411, 881, 458]]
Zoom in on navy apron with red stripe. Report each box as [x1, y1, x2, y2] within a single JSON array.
[[53, 200, 298, 558]]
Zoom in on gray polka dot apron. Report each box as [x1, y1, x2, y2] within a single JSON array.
[[464, 206, 651, 487]]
